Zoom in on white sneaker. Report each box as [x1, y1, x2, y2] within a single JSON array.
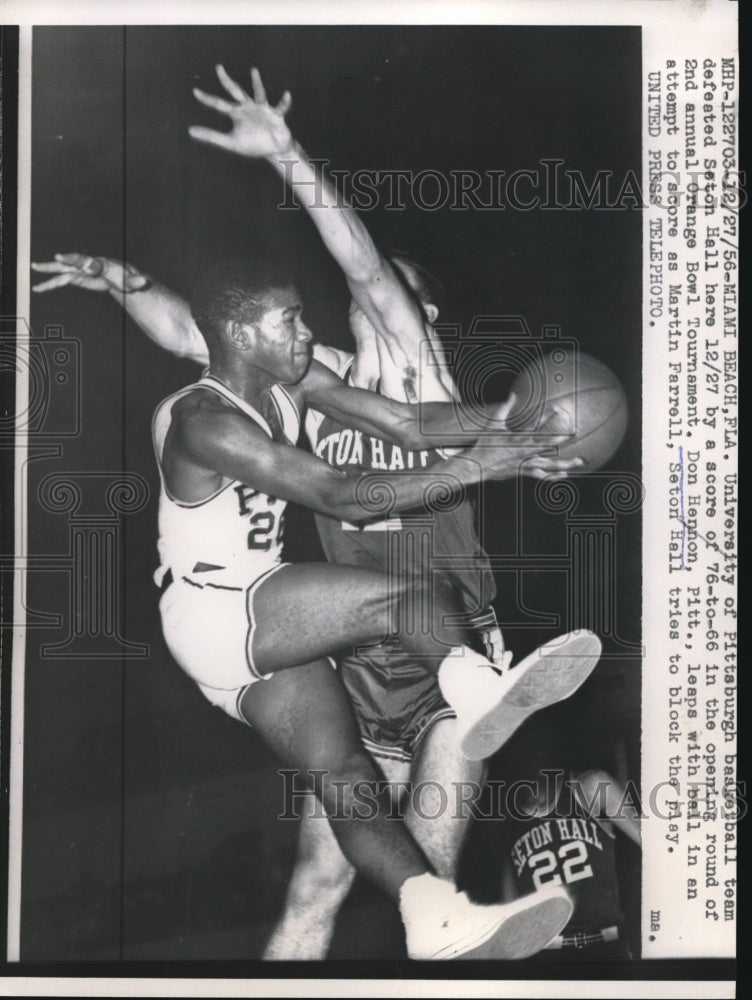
[[439, 630, 602, 761], [401, 874, 573, 960]]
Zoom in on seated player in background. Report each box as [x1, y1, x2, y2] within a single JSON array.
[[501, 715, 641, 960]]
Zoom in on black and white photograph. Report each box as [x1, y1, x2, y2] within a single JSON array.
[[0, 2, 738, 996]]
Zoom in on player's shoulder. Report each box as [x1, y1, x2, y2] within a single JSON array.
[[169, 385, 232, 420], [166, 386, 253, 447], [299, 356, 347, 397]]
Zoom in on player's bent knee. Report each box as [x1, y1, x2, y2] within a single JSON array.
[[316, 749, 384, 814], [295, 853, 356, 904], [330, 747, 382, 784]]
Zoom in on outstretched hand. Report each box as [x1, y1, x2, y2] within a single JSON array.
[[463, 397, 582, 481], [31, 254, 150, 294], [189, 66, 294, 159]]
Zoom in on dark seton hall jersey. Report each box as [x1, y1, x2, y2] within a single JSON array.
[[153, 374, 300, 590], [305, 357, 495, 618], [508, 779, 625, 935]]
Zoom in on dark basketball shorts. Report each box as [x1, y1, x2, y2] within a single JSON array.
[[340, 607, 503, 763]]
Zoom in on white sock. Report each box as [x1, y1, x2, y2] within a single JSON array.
[[399, 872, 457, 924], [438, 645, 491, 677], [438, 646, 498, 705]]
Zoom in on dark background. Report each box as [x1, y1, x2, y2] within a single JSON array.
[[22, 25, 642, 966]]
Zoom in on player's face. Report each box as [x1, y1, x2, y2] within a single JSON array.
[[251, 286, 313, 383]]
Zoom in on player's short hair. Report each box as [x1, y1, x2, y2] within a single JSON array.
[[190, 258, 296, 351], [388, 250, 446, 317]]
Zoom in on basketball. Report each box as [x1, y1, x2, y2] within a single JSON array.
[[507, 349, 628, 470]]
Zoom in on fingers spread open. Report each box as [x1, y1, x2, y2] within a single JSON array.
[[188, 125, 235, 150], [525, 431, 570, 449], [215, 64, 249, 103], [31, 273, 75, 293], [492, 392, 516, 422], [275, 90, 293, 116], [528, 455, 583, 470], [192, 88, 235, 116], [55, 252, 88, 267], [31, 261, 74, 274], [250, 67, 268, 104], [530, 468, 570, 480]]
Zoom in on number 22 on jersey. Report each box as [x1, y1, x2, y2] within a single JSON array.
[[235, 485, 285, 551], [529, 840, 594, 890]]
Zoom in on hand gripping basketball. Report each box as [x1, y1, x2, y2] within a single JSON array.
[[462, 404, 583, 482], [508, 350, 628, 471]]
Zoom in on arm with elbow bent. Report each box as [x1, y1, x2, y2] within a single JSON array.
[[300, 359, 580, 480], [172, 391, 481, 523], [173, 386, 574, 524]]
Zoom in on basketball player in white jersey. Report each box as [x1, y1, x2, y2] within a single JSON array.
[[185, 252, 605, 960], [30, 68, 604, 961], [32, 247, 598, 959], [185, 69, 514, 959]]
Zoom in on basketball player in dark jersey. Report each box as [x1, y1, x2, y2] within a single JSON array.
[[502, 725, 641, 960]]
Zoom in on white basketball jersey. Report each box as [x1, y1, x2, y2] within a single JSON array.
[[152, 374, 300, 589]]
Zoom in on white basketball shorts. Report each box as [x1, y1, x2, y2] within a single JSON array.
[[158, 564, 287, 723]]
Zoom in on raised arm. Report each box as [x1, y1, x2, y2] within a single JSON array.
[[32, 254, 348, 376], [31, 253, 210, 366], [348, 298, 454, 405], [189, 66, 454, 402]]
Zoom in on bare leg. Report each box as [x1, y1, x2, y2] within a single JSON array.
[[253, 672, 574, 961], [394, 718, 484, 881], [244, 566, 590, 956], [263, 807, 356, 960], [250, 564, 602, 762], [239, 658, 429, 899], [250, 562, 466, 675], [264, 719, 484, 959]]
